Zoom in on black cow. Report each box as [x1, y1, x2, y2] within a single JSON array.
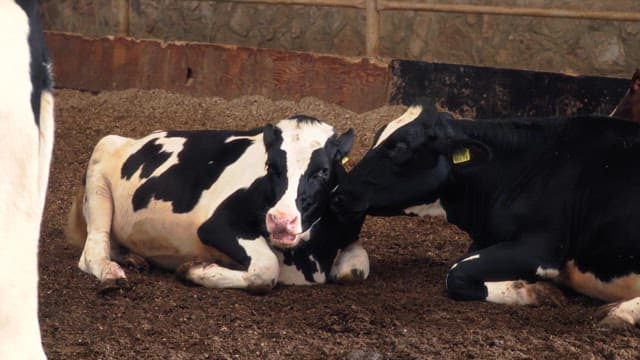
[[610, 68, 640, 123], [333, 104, 640, 327], [66, 116, 369, 293], [0, 1, 53, 358]]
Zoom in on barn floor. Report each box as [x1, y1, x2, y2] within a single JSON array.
[[40, 89, 640, 359]]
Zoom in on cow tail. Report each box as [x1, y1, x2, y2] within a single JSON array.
[[65, 185, 87, 248]]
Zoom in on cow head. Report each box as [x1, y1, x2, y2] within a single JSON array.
[[610, 68, 640, 122], [263, 115, 354, 249], [331, 104, 489, 220]]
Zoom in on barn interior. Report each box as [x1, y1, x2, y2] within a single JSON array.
[[40, 1, 639, 358]]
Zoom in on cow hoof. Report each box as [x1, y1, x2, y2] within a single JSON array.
[[332, 268, 368, 284], [246, 274, 276, 295], [97, 277, 130, 295], [175, 261, 209, 282], [529, 282, 567, 307], [596, 302, 636, 329], [99, 261, 127, 282]]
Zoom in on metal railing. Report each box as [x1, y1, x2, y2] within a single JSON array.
[[116, 0, 640, 57]]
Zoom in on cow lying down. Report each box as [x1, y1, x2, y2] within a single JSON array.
[[333, 104, 640, 327], [66, 116, 368, 293]]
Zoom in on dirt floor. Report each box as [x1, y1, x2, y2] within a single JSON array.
[[40, 89, 639, 359]]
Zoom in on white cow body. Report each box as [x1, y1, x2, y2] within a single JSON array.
[[68, 118, 369, 293], [0, 1, 53, 358]]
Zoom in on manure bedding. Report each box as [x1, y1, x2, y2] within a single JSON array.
[[40, 89, 639, 359]]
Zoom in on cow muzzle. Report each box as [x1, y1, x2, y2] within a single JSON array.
[[266, 209, 302, 248]]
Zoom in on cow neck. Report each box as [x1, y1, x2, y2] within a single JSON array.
[[436, 117, 566, 245]]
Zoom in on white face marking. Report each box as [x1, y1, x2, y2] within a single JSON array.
[[269, 119, 335, 233], [535, 266, 560, 280], [373, 105, 423, 148], [403, 200, 447, 218]]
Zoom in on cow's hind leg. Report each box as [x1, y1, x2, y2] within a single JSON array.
[[78, 167, 127, 291], [178, 237, 279, 294], [446, 237, 566, 306]]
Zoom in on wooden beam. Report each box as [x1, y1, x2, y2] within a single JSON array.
[[379, 1, 640, 22], [365, 0, 380, 58], [116, 0, 129, 36], [196, 0, 365, 9]]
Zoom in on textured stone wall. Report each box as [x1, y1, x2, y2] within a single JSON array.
[[41, 0, 640, 78]]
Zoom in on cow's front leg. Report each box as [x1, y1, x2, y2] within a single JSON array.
[[78, 180, 127, 291], [597, 297, 640, 328], [329, 242, 370, 283], [445, 237, 566, 306], [179, 236, 279, 294]]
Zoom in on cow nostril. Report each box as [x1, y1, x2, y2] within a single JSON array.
[[267, 213, 278, 224]]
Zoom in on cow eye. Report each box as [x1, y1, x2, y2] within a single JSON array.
[[312, 168, 330, 181], [387, 141, 412, 164]]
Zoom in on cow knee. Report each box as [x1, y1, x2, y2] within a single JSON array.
[[245, 250, 279, 294], [445, 265, 487, 301], [245, 273, 278, 294]]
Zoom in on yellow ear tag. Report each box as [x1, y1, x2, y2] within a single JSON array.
[[452, 148, 471, 164], [341, 156, 350, 165]]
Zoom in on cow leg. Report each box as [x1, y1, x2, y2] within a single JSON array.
[[77, 173, 127, 288], [329, 241, 370, 283], [446, 239, 566, 306], [179, 236, 279, 293], [112, 250, 150, 272], [597, 297, 640, 328]]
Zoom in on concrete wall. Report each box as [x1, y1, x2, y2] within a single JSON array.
[[41, 0, 640, 78]]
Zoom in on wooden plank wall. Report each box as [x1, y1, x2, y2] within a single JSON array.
[[45, 32, 390, 113], [45, 32, 629, 118]]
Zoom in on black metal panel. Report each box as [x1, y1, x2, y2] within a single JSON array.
[[390, 60, 628, 119]]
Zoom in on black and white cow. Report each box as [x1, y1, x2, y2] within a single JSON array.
[[0, 1, 53, 358], [332, 104, 640, 327], [66, 116, 369, 293]]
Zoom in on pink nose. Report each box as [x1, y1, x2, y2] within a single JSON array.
[[266, 211, 299, 233]]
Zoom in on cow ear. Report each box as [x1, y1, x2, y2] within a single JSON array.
[[263, 124, 281, 149], [448, 139, 491, 170], [330, 128, 355, 162]]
